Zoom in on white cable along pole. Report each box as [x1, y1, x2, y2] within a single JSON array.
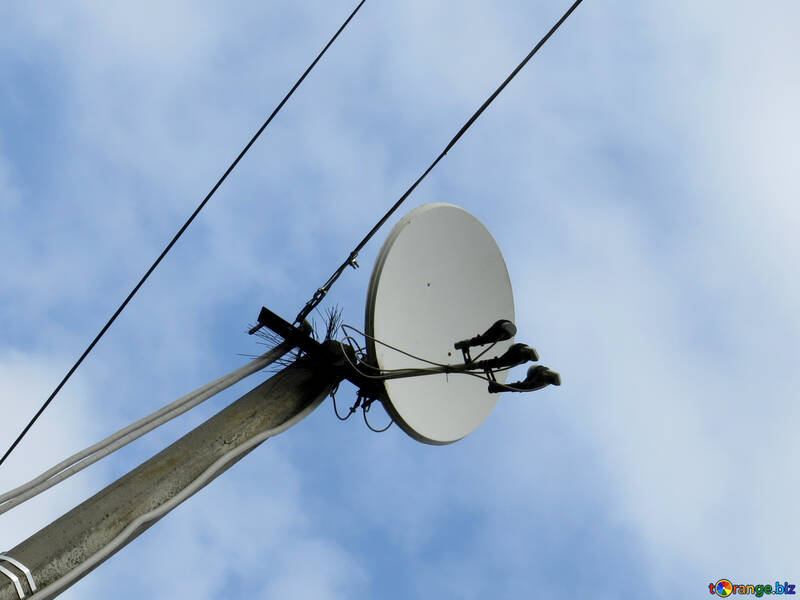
[[0, 354, 342, 600], [0, 342, 294, 515]]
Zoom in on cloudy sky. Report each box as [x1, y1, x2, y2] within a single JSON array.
[[1, 1, 798, 598]]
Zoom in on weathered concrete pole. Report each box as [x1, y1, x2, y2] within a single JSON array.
[[0, 355, 341, 600]]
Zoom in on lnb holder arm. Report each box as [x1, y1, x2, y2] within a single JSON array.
[[250, 306, 559, 399]]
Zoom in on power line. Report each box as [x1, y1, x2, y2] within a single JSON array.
[[294, 0, 584, 325], [0, 0, 369, 469]]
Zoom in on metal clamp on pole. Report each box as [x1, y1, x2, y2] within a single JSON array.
[[0, 554, 36, 599], [250, 306, 385, 398]]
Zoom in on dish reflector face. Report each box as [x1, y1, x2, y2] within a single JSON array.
[[365, 203, 515, 444]]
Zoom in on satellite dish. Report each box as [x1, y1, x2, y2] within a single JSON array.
[[365, 203, 515, 444]]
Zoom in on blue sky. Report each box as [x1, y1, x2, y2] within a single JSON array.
[[1, 1, 798, 598]]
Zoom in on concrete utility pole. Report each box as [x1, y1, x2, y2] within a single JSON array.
[[0, 356, 341, 600]]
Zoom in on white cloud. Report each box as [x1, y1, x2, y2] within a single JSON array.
[[0, 152, 21, 217], [2, 1, 799, 598], [0, 351, 100, 549]]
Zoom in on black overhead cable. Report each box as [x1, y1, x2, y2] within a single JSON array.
[[294, 0, 584, 325], [0, 0, 369, 469]]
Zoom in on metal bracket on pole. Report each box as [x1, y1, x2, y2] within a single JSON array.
[[251, 306, 384, 399], [0, 554, 36, 599]]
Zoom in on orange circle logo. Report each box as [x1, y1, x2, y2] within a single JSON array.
[[715, 580, 733, 597]]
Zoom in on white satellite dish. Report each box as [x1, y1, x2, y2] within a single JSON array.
[[365, 203, 515, 444]]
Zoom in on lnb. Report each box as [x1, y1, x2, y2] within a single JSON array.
[[488, 365, 561, 394], [454, 319, 517, 351], [478, 343, 539, 370]]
